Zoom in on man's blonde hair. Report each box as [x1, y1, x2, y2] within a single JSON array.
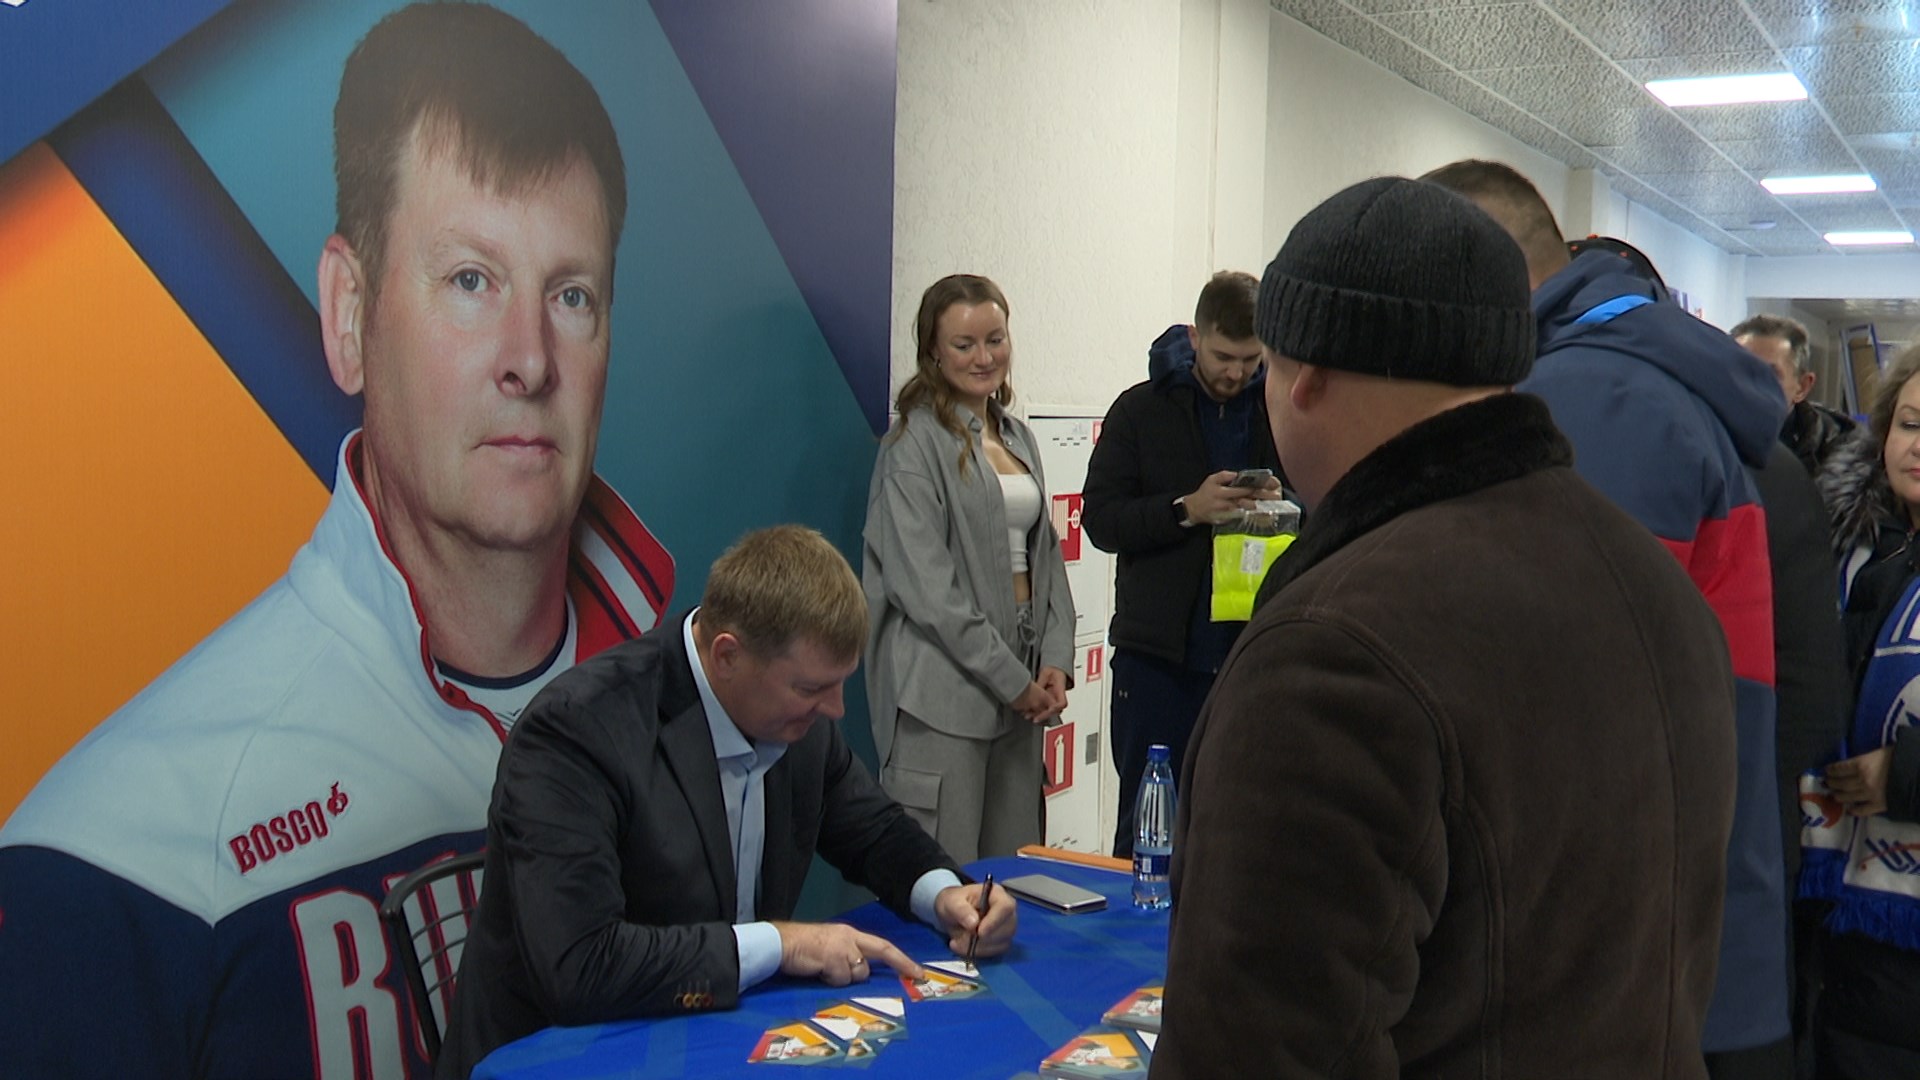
[[700, 525, 867, 661]]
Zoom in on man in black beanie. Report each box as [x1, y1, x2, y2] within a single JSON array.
[[1154, 177, 1739, 1079]]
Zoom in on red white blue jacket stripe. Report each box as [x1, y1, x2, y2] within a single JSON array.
[[1525, 252, 1790, 1053], [0, 433, 672, 1079]]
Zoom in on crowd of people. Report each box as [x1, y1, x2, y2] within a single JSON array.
[[0, 4, 1911, 1079]]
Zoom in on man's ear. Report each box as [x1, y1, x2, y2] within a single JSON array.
[[1288, 361, 1329, 412], [1799, 370, 1817, 401], [1186, 324, 1200, 353], [708, 631, 744, 676], [318, 235, 368, 396]]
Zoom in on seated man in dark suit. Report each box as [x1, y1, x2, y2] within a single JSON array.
[[439, 525, 1018, 1077]]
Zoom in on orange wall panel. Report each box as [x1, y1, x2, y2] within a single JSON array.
[[0, 143, 329, 821]]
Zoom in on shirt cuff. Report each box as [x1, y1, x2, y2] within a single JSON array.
[[910, 868, 965, 929], [733, 922, 783, 992]]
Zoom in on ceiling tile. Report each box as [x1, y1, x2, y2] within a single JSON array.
[[1676, 100, 1836, 142], [1855, 146, 1920, 194], [1633, 169, 1762, 199], [1268, 0, 1359, 30], [1715, 133, 1861, 173], [1790, 202, 1908, 231], [1617, 51, 1787, 80], [1633, 170, 1794, 222], [1303, 15, 1451, 73], [1591, 137, 1734, 174], [1786, 38, 1920, 99], [1744, 229, 1833, 255], [1824, 92, 1920, 134], [1700, 189, 1800, 220], [1342, 0, 1517, 12], [1266, 0, 1920, 259], [1561, 104, 1727, 147], [1745, 0, 1920, 48], [1543, 0, 1774, 60], [1373, 4, 1593, 69], [1465, 62, 1650, 115]]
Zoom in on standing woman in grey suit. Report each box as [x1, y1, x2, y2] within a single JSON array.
[[863, 273, 1077, 863]]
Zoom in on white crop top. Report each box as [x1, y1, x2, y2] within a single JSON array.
[[997, 470, 1043, 574]]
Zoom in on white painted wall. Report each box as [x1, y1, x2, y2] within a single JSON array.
[[1263, 14, 1570, 256], [892, 0, 1185, 417], [1616, 200, 1749, 331], [1172, 0, 1273, 315], [892, 3, 1767, 414], [1747, 253, 1920, 301]]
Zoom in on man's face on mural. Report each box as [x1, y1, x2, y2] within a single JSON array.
[[339, 129, 614, 555]]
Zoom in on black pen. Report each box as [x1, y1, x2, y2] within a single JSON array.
[[966, 873, 994, 970]]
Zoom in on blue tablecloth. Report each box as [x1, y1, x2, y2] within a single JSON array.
[[473, 855, 1167, 1079]]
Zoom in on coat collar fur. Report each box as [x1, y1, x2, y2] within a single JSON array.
[[1257, 392, 1573, 606], [1819, 425, 1901, 555]]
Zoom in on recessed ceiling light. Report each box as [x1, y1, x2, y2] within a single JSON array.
[[1825, 230, 1915, 246], [1644, 72, 1808, 108], [1761, 174, 1878, 195]]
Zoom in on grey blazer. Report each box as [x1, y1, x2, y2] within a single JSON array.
[[862, 401, 1076, 764]]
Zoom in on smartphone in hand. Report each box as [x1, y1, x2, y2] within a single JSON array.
[[1229, 468, 1274, 489]]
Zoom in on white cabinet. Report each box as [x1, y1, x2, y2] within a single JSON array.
[[1029, 409, 1120, 855]]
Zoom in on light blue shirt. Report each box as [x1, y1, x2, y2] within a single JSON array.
[[683, 612, 962, 991]]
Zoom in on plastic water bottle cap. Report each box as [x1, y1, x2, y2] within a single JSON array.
[[1147, 744, 1170, 763]]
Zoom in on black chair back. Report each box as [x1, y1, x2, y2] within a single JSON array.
[[379, 850, 486, 1066]]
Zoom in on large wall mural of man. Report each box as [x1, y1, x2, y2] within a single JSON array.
[[0, 2, 896, 1076]]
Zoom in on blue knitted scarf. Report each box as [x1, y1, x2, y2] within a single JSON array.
[[1802, 563, 1920, 951]]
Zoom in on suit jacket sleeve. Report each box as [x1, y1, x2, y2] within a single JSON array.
[[865, 435, 1033, 704], [811, 718, 962, 917], [491, 690, 741, 1025], [1158, 618, 1444, 1079], [1080, 390, 1189, 557]]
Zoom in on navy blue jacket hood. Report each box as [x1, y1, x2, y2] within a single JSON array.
[[1534, 251, 1786, 470], [1146, 323, 1268, 399]]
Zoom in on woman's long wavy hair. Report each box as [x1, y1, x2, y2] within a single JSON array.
[[891, 274, 1014, 476]]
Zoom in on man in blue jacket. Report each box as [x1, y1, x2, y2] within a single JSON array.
[[1427, 160, 1793, 1078], [1081, 271, 1284, 857]]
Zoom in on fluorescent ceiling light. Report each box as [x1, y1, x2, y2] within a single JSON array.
[[1762, 174, 1878, 195], [1645, 72, 1807, 108], [1825, 230, 1915, 246]]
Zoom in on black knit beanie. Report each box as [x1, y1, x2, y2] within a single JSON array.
[[1257, 176, 1535, 386]]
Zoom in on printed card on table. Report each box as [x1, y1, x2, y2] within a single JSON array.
[[811, 999, 908, 1043], [1100, 984, 1163, 1034], [900, 961, 987, 1002], [1039, 1025, 1154, 1078], [747, 1021, 845, 1066]]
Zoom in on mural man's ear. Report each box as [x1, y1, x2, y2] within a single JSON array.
[[318, 235, 368, 396]]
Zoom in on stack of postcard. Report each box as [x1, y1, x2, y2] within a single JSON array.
[[746, 997, 907, 1068], [1039, 1026, 1155, 1078], [1099, 984, 1162, 1034]]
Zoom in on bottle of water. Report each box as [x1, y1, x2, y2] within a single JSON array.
[[1132, 744, 1175, 910]]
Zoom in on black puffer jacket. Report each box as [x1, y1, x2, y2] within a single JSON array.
[[1080, 329, 1282, 665]]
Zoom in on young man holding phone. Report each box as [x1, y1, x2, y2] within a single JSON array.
[[1080, 271, 1286, 857]]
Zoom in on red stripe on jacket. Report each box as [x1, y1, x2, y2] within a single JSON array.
[[1658, 502, 1774, 686]]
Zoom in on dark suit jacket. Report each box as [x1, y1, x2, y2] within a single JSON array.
[[438, 616, 960, 1078]]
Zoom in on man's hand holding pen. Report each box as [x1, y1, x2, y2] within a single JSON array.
[[934, 876, 1018, 962]]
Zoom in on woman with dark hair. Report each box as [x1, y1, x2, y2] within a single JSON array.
[[861, 274, 1075, 862], [1806, 341, 1920, 1077]]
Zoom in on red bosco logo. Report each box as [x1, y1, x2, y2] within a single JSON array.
[[228, 783, 350, 874]]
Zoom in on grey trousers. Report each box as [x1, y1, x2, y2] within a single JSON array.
[[881, 711, 1044, 864]]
